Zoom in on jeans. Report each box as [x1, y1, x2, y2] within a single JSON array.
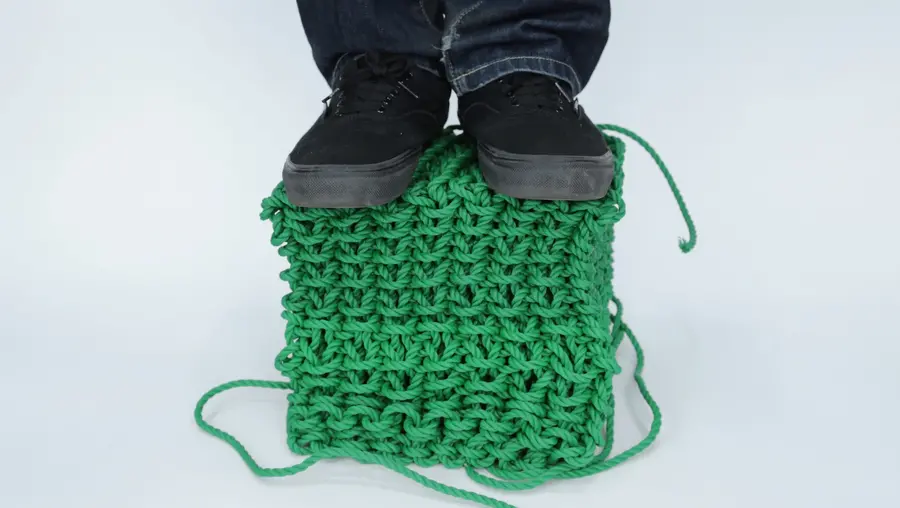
[[295, 0, 611, 96]]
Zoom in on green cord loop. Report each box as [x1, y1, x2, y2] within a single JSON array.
[[193, 301, 657, 508]]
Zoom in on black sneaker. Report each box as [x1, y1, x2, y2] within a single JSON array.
[[283, 52, 451, 208], [458, 72, 615, 201]]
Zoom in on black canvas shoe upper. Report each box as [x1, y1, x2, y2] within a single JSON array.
[[289, 52, 451, 167], [457, 72, 610, 157]]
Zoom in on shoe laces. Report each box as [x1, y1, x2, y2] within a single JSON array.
[[499, 74, 580, 115], [324, 52, 419, 116]]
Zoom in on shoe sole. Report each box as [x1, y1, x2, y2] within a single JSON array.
[[282, 148, 420, 208], [477, 143, 616, 201]]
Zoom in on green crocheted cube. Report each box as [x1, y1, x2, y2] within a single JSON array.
[[196, 125, 695, 507], [260, 130, 629, 479]]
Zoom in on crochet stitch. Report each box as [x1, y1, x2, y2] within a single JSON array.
[[195, 125, 696, 508]]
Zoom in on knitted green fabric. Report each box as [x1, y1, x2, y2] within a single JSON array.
[[195, 125, 696, 508]]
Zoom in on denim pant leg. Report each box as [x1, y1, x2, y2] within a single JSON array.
[[441, 0, 611, 95], [296, 0, 444, 86]]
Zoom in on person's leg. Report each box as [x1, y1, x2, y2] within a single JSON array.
[[296, 0, 444, 85], [283, 0, 452, 209], [446, 1, 616, 201], [441, 0, 610, 96]]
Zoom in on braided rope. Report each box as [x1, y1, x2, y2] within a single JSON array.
[[195, 125, 696, 507]]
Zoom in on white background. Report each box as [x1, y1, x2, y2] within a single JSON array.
[[2, 1, 898, 507]]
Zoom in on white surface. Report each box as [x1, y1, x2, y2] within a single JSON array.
[[1, 1, 899, 507]]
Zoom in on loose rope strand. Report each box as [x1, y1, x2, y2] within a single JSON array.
[[193, 297, 654, 508], [598, 124, 697, 252]]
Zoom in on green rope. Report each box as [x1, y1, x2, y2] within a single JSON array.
[[195, 125, 696, 508], [597, 124, 697, 252], [195, 380, 518, 508]]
